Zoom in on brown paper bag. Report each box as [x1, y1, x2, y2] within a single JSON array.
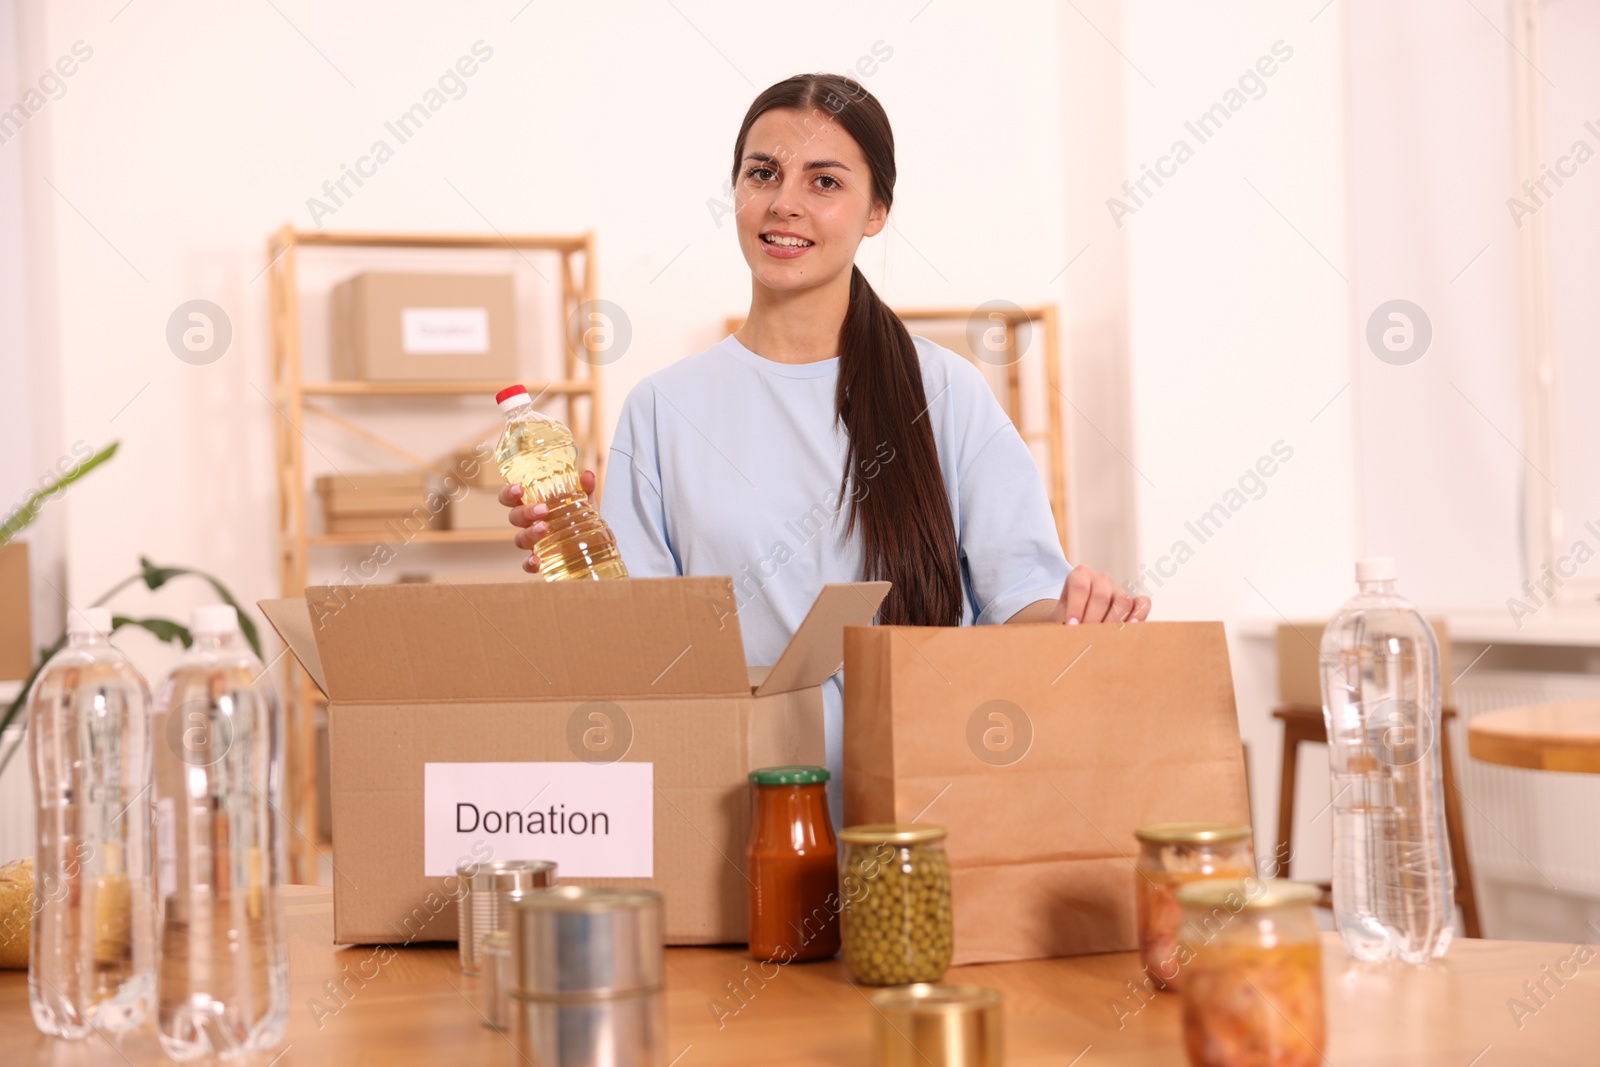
[[844, 621, 1250, 965]]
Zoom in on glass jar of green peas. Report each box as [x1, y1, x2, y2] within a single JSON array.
[[838, 824, 954, 986]]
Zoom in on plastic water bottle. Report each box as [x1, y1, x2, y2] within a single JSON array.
[[495, 383, 628, 581], [1319, 558, 1454, 962], [27, 607, 155, 1037], [150, 605, 288, 1059]]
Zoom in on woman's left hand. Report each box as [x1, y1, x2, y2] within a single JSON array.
[[1047, 565, 1151, 625]]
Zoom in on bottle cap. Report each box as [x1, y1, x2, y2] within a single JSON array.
[[192, 604, 239, 635], [496, 384, 529, 413], [67, 607, 114, 636], [1355, 557, 1397, 583], [749, 765, 829, 786]]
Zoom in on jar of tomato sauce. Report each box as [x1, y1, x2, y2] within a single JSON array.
[[1176, 878, 1326, 1067], [1134, 822, 1254, 991], [746, 766, 840, 962]]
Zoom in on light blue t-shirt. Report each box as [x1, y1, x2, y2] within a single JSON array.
[[601, 333, 1071, 816]]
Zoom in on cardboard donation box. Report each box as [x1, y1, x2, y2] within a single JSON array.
[[844, 622, 1249, 966], [330, 272, 517, 382], [261, 577, 888, 946]]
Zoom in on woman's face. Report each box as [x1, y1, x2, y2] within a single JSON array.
[[734, 107, 887, 294]]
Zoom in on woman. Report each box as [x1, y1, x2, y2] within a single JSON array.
[[502, 73, 1150, 800]]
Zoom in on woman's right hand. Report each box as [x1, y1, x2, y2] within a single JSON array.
[[501, 470, 598, 574]]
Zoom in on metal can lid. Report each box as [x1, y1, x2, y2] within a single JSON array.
[[459, 859, 558, 892], [1175, 877, 1320, 911], [869, 983, 1003, 1014], [749, 765, 830, 786], [512, 885, 661, 913], [837, 823, 947, 846], [1134, 822, 1253, 844]]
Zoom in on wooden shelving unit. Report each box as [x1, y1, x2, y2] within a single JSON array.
[[726, 305, 1070, 559], [265, 227, 608, 882]]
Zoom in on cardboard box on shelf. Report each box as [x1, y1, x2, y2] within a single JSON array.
[[0, 541, 31, 681], [442, 486, 508, 531], [314, 472, 441, 537], [260, 577, 887, 946], [330, 272, 518, 382], [448, 446, 502, 491], [844, 621, 1250, 965]]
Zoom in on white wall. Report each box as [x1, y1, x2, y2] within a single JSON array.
[[1119, 0, 1358, 624], [1348, 0, 1523, 613]]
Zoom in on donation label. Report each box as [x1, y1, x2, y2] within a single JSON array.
[[401, 307, 490, 355], [423, 761, 653, 878]]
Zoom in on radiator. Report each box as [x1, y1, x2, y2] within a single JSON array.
[[1452, 671, 1600, 903]]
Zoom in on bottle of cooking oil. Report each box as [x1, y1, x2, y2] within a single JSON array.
[[495, 384, 628, 581]]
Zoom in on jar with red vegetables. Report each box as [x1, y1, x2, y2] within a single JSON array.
[[1175, 878, 1326, 1067], [1133, 822, 1254, 991]]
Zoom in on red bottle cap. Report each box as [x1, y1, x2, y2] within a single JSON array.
[[495, 384, 528, 404]]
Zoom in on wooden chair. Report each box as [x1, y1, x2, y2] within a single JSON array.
[[1272, 704, 1482, 938]]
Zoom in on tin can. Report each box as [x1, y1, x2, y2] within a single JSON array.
[[456, 858, 557, 975], [481, 930, 512, 1030], [509, 886, 664, 1067], [508, 991, 665, 1067], [869, 984, 1003, 1067], [509, 885, 663, 996]]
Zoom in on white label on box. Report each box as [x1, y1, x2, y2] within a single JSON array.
[[423, 761, 653, 878], [400, 307, 490, 355]]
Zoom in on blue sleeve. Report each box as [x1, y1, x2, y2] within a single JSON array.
[[599, 383, 682, 578], [945, 362, 1071, 626]]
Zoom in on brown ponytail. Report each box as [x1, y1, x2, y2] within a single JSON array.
[[732, 74, 962, 626]]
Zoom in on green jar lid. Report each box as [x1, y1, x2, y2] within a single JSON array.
[[749, 765, 830, 786]]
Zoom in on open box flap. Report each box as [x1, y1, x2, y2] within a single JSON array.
[[259, 598, 328, 697], [262, 577, 749, 703], [753, 581, 890, 697]]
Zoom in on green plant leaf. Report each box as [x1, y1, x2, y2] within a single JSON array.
[[111, 615, 193, 649], [0, 441, 119, 547], [0, 553, 267, 778], [134, 556, 263, 658], [0, 615, 201, 779]]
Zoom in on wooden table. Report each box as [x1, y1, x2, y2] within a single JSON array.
[[1468, 700, 1600, 774], [3, 885, 1598, 1065]]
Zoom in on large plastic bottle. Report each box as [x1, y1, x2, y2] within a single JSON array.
[[150, 605, 287, 1059], [495, 383, 628, 581], [27, 607, 155, 1037], [1319, 557, 1454, 963]]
